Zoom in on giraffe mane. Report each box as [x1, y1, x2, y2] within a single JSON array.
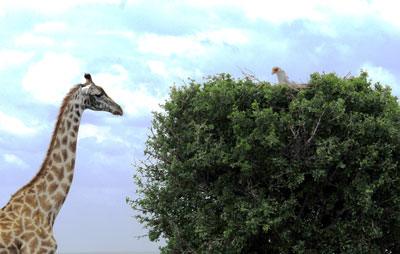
[[3, 83, 86, 206]]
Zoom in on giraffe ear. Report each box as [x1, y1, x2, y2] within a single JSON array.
[[84, 73, 92, 83]]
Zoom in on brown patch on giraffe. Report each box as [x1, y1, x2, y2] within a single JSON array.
[[61, 135, 68, 145], [40, 239, 53, 247], [53, 138, 60, 150], [38, 247, 50, 254], [66, 120, 72, 130], [33, 210, 44, 226], [61, 149, 68, 161], [13, 219, 24, 237], [47, 183, 58, 195], [76, 111, 81, 117], [12, 196, 23, 204], [46, 158, 53, 167], [11, 204, 21, 212], [37, 181, 48, 193], [38, 195, 52, 211], [52, 166, 64, 182], [37, 227, 48, 239], [69, 140, 77, 153], [46, 172, 54, 182], [51, 192, 64, 208], [21, 206, 32, 217], [21, 231, 35, 242], [68, 173, 74, 183], [29, 237, 39, 252], [72, 125, 79, 133], [61, 183, 70, 194], [1, 231, 13, 245], [70, 131, 76, 138], [25, 195, 38, 208], [52, 152, 62, 163]]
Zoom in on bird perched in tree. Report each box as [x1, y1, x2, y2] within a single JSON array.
[[272, 66, 296, 86]]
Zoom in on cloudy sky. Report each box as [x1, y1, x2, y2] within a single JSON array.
[[0, 0, 399, 253]]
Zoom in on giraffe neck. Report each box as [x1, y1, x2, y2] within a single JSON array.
[[5, 85, 85, 227]]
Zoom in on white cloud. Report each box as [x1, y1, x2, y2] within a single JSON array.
[[34, 21, 70, 33], [79, 124, 111, 143], [187, 0, 400, 28], [15, 33, 54, 46], [370, 0, 400, 27], [138, 33, 205, 57], [96, 30, 136, 40], [0, 50, 34, 70], [361, 62, 400, 95], [138, 28, 249, 57], [22, 52, 82, 105], [0, 0, 120, 14], [0, 111, 36, 135], [146, 61, 168, 78], [3, 153, 28, 168]]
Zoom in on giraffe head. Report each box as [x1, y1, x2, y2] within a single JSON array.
[[81, 73, 123, 116]]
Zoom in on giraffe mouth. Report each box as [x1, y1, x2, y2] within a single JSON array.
[[111, 104, 123, 116]]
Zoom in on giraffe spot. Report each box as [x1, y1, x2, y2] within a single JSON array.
[[52, 166, 64, 182], [61, 183, 70, 194], [13, 223, 24, 237], [1, 231, 13, 245], [11, 204, 21, 212], [13, 196, 23, 204], [51, 191, 64, 206], [37, 226, 48, 239], [32, 210, 44, 226], [66, 158, 75, 172], [74, 104, 79, 109], [46, 158, 53, 167], [29, 237, 39, 252], [69, 140, 77, 153], [46, 173, 54, 182], [47, 183, 58, 195], [66, 120, 72, 130], [70, 131, 76, 138], [61, 135, 68, 145], [73, 117, 79, 123], [68, 173, 74, 183], [53, 138, 61, 150], [38, 195, 52, 211], [22, 231, 35, 241], [72, 125, 79, 133], [38, 247, 51, 254], [25, 195, 38, 208], [21, 206, 32, 217], [36, 181, 48, 193], [76, 110, 81, 117], [52, 152, 62, 163], [61, 149, 68, 161]]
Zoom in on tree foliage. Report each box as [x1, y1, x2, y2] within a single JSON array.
[[128, 72, 400, 253]]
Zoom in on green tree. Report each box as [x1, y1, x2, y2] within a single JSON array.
[[127, 72, 400, 253]]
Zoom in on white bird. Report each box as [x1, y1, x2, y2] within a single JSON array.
[[271, 66, 296, 86]]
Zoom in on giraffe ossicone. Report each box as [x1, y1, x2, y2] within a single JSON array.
[[0, 73, 123, 254]]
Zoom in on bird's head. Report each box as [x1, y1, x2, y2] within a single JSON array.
[[271, 66, 281, 75]]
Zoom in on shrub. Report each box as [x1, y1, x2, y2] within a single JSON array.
[[128, 72, 400, 253]]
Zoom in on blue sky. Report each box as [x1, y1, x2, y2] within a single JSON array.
[[0, 0, 399, 253]]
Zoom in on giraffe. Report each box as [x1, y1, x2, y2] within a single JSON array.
[[0, 73, 123, 254]]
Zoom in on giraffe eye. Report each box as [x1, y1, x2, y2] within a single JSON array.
[[94, 93, 103, 97]]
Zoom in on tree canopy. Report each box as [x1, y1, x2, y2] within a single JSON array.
[[128, 72, 400, 253]]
